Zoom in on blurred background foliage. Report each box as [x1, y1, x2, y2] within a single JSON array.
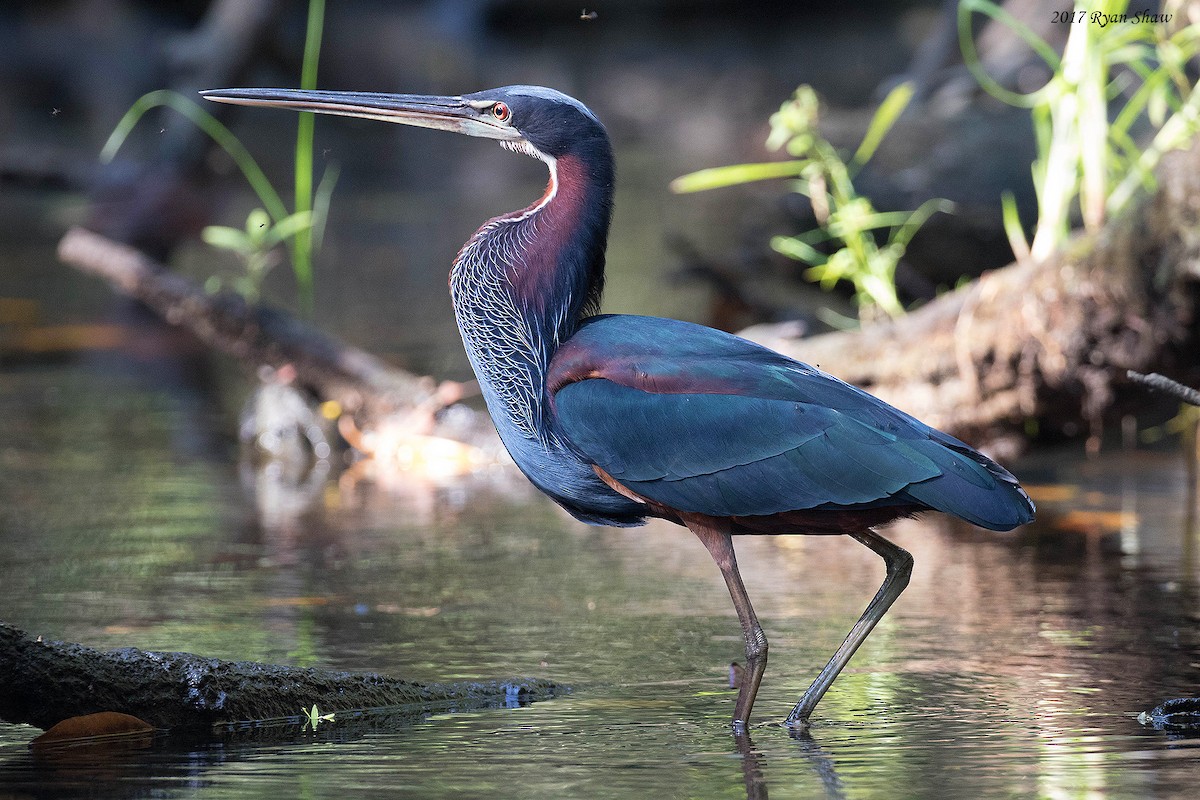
[[0, 0, 1058, 360]]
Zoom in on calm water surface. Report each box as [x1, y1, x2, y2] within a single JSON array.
[[0, 354, 1198, 799]]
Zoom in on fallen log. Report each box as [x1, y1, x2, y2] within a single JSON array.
[[61, 139, 1200, 457], [739, 142, 1200, 454], [57, 226, 441, 424], [0, 622, 559, 733]]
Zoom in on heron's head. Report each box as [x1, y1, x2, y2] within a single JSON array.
[[201, 85, 609, 164], [204, 84, 616, 322]]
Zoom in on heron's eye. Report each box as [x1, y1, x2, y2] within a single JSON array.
[[491, 102, 511, 122]]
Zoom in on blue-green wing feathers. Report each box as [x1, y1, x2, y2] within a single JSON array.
[[549, 315, 1034, 531]]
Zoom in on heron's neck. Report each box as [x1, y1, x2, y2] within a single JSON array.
[[449, 149, 613, 442]]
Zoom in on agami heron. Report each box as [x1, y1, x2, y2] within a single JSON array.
[[203, 85, 1035, 732]]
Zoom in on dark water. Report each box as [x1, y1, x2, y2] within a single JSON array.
[[1, 355, 1199, 798]]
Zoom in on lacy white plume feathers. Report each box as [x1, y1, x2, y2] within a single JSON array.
[[501, 139, 542, 159]]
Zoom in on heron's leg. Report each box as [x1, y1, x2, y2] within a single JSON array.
[[785, 529, 913, 729], [685, 515, 768, 734]]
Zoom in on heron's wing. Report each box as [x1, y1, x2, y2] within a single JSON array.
[[549, 315, 1033, 530]]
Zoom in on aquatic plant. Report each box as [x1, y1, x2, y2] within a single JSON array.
[[672, 83, 950, 321], [100, 0, 333, 312], [960, 0, 1200, 261]]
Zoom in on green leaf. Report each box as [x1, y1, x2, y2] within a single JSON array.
[[245, 208, 272, 245], [889, 198, 954, 249], [826, 209, 913, 238], [852, 81, 913, 168], [670, 161, 811, 193], [311, 163, 341, 254], [1000, 190, 1029, 262], [770, 235, 826, 265], [201, 225, 251, 253], [266, 211, 316, 248]]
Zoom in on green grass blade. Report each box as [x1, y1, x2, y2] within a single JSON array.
[[101, 89, 288, 223], [310, 162, 340, 255], [890, 198, 954, 249], [1000, 190, 1030, 262], [957, 0, 1059, 108], [852, 81, 913, 168], [291, 0, 326, 314], [826, 209, 920, 237], [265, 211, 316, 249], [670, 160, 811, 193], [771, 235, 826, 265]]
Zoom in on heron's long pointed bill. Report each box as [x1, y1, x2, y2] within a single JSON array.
[[200, 88, 521, 141]]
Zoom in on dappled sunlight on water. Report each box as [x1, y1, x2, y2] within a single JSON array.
[[1, 361, 1199, 798]]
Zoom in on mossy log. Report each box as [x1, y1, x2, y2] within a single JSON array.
[[0, 622, 559, 733], [739, 143, 1200, 453]]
